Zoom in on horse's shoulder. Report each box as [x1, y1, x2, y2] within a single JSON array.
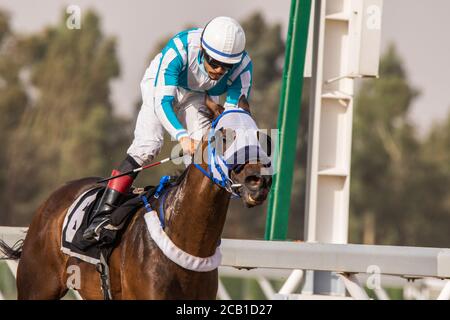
[[123, 207, 148, 239]]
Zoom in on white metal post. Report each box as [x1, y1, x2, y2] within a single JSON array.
[[373, 287, 390, 300], [279, 269, 304, 294], [217, 279, 231, 300], [6, 260, 18, 278], [437, 281, 450, 300], [257, 276, 276, 299], [339, 273, 370, 300], [303, 0, 383, 296]]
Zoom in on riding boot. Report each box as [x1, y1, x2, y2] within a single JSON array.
[[82, 156, 140, 241]]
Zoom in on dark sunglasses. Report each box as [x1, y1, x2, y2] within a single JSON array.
[[203, 52, 234, 70]]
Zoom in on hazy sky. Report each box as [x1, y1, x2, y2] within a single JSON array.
[[1, 0, 449, 135]]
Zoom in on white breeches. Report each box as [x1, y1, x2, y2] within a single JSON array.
[[127, 67, 211, 166]]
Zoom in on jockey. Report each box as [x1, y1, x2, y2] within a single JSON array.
[[83, 16, 253, 241]]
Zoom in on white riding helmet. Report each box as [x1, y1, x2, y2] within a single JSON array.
[[201, 16, 246, 64]]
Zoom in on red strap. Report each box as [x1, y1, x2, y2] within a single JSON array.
[[107, 169, 133, 194]]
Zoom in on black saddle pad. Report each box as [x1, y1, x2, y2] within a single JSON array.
[[61, 186, 150, 265]]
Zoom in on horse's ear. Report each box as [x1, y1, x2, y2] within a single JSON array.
[[238, 95, 251, 114]]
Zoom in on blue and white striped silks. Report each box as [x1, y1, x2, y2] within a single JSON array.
[[151, 28, 253, 140]]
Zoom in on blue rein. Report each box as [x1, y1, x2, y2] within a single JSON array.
[[140, 175, 173, 229]]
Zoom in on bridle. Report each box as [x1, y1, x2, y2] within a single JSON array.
[[193, 109, 257, 198]]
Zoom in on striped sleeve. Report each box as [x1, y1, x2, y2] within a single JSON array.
[[153, 39, 188, 141], [224, 54, 253, 108]]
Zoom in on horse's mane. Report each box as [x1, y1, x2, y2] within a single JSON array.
[[145, 164, 190, 191], [173, 166, 189, 185]]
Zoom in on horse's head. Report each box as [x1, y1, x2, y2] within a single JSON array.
[[199, 100, 273, 208]]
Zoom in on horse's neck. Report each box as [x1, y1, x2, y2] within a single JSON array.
[[164, 165, 230, 258]]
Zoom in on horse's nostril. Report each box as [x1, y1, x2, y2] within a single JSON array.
[[245, 175, 263, 190]]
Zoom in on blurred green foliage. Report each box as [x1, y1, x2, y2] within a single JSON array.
[[0, 9, 131, 226], [0, 262, 16, 299], [350, 45, 450, 247]]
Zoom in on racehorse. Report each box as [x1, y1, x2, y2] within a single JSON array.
[[0, 105, 272, 299]]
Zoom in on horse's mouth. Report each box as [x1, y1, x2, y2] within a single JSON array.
[[242, 189, 267, 208], [231, 167, 272, 208]]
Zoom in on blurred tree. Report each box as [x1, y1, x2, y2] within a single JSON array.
[[351, 44, 418, 244], [423, 113, 450, 179], [0, 10, 28, 225], [350, 44, 450, 246], [1, 10, 130, 225], [417, 113, 450, 245]]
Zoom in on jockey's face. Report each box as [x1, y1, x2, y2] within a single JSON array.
[[203, 51, 233, 80]]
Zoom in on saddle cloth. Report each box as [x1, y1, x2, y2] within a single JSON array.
[[61, 187, 104, 264], [61, 186, 146, 265]]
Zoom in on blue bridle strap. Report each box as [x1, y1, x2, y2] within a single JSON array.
[[193, 109, 252, 197], [194, 163, 227, 188]]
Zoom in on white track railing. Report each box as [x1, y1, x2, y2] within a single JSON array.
[[2, 227, 450, 300], [218, 239, 450, 300]]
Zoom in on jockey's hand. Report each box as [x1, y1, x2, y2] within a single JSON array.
[[179, 137, 198, 155], [205, 95, 224, 119]]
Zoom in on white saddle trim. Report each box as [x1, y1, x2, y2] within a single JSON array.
[[144, 210, 221, 272]]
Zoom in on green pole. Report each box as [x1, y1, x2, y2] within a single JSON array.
[[265, 0, 312, 240]]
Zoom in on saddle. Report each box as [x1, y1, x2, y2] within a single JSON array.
[[62, 185, 148, 262], [62, 174, 186, 257]]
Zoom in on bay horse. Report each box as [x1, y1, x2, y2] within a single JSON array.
[[1, 107, 272, 299]]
